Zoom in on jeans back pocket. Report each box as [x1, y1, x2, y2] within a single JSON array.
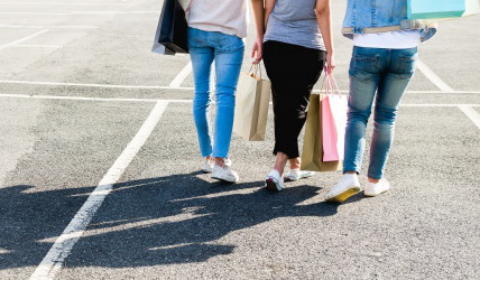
[[349, 54, 379, 81]]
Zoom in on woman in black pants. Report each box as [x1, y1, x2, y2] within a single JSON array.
[[251, 0, 334, 191]]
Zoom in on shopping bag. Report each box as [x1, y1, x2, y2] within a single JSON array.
[[151, 0, 189, 55], [301, 93, 343, 172], [233, 65, 271, 141], [178, 0, 192, 11], [152, 0, 175, 55], [408, 0, 479, 19], [464, 0, 480, 16], [322, 72, 348, 162]]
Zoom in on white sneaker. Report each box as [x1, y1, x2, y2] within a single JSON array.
[[265, 169, 284, 192], [284, 169, 315, 182], [211, 165, 239, 183], [202, 158, 231, 173], [325, 174, 361, 203], [364, 178, 390, 197], [201, 158, 214, 173]]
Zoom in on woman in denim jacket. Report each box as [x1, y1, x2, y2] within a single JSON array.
[[325, 0, 437, 203]]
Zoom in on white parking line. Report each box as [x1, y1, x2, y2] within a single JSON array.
[[0, 1, 131, 5], [0, 80, 194, 91], [13, 44, 63, 48], [169, 62, 192, 87], [416, 60, 454, 92], [2, 80, 479, 94], [0, 11, 158, 15], [30, 101, 169, 280], [0, 93, 479, 108], [0, 29, 49, 51], [459, 106, 480, 130], [0, 25, 98, 29]]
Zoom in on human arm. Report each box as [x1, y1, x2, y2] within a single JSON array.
[[251, 0, 265, 64], [315, 0, 335, 73]]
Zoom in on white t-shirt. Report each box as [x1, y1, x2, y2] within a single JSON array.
[[188, 0, 249, 38], [353, 30, 421, 49]]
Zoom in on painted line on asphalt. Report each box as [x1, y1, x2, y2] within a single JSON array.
[[13, 44, 63, 48], [0, 1, 131, 5], [0, 93, 159, 102], [0, 25, 98, 29], [169, 61, 192, 87], [0, 80, 194, 91], [2, 80, 480, 94], [0, 29, 49, 51], [0, 93, 479, 108], [1, 79, 479, 94], [458, 106, 480, 130], [0, 11, 158, 15], [0, 93, 192, 103], [416, 60, 454, 92], [30, 101, 169, 280]]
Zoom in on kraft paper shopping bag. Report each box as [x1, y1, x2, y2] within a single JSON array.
[[301, 94, 343, 172], [233, 65, 271, 141]]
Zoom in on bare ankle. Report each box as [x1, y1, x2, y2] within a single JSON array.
[[289, 157, 301, 170], [214, 158, 225, 167], [273, 167, 284, 175], [368, 178, 380, 184], [273, 153, 288, 175]]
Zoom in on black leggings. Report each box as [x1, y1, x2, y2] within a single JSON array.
[[263, 40, 325, 159]]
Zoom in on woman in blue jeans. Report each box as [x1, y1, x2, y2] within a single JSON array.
[[325, 0, 437, 203], [186, 0, 250, 183]]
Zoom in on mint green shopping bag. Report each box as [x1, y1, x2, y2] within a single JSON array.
[[408, 0, 479, 19], [408, 0, 464, 19]]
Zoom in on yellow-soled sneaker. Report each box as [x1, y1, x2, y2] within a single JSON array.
[[325, 174, 361, 203]]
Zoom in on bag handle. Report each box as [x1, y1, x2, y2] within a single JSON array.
[[322, 67, 342, 98], [248, 64, 263, 79], [185, 0, 194, 17]]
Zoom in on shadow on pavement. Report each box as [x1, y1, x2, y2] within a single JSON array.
[[0, 171, 352, 270]]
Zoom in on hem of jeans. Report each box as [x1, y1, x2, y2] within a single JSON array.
[[200, 149, 213, 158], [212, 154, 228, 159], [343, 168, 360, 175], [367, 173, 382, 180]]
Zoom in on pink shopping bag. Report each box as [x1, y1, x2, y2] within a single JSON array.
[[321, 72, 348, 162]]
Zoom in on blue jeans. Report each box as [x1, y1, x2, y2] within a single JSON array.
[[187, 27, 244, 158], [344, 46, 418, 179]]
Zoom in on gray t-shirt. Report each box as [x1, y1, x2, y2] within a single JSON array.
[[264, 0, 325, 50]]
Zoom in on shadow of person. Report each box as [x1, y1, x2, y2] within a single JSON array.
[[0, 171, 343, 271], [55, 173, 340, 268]]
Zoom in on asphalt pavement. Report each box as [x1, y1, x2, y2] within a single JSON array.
[[0, 0, 479, 279]]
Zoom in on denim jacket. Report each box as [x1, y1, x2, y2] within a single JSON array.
[[342, 0, 437, 42]]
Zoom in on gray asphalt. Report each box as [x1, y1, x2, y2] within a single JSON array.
[[0, 0, 479, 279]]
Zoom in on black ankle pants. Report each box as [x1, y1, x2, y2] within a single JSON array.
[[263, 40, 325, 159]]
